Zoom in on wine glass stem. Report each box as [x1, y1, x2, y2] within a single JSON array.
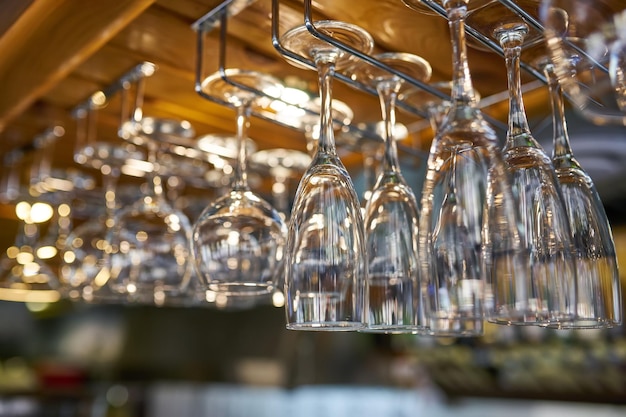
[[316, 55, 338, 154], [147, 144, 164, 199], [446, 1, 476, 105], [102, 166, 120, 231], [377, 80, 401, 173], [233, 102, 251, 191], [545, 65, 574, 161], [502, 33, 532, 142]]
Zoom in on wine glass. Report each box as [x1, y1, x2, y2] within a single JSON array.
[[540, 0, 626, 125], [405, 0, 526, 336], [105, 117, 195, 306], [192, 69, 287, 300], [279, 20, 374, 330], [489, 21, 577, 326], [346, 52, 432, 333], [63, 107, 146, 303], [541, 60, 622, 328]]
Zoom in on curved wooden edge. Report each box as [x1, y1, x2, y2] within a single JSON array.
[[0, 0, 156, 132]]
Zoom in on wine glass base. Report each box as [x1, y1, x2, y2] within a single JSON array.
[[205, 283, 274, 297], [201, 68, 283, 108], [359, 325, 428, 335], [280, 20, 374, 70], [541, 318, 617, 330], [286, 322, 366, 332]]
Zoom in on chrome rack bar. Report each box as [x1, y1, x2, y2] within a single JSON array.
[[270, 0, 431, 158], [70, 62, 157, 118], [194, 1, 346, 138], [271, 0, 441, 121], [301, 0, 439, 120], [191, 0, 256, 32]]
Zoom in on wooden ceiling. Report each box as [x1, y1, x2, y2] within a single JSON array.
[[0, 0, 550, 213]]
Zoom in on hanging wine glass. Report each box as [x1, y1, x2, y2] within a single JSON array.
[[192, 69, 287, 301], [540, 0, 626, 125], [62, 103, 146, 303], [106, 117, 195, 306], [541, 59, 622, 328], [404, 0, 526, 336], [279, 20, 374, 330], [346, 52, 432, 333], [488, 21, 577, 325]]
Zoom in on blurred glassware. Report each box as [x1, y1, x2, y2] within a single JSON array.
[[0, 200, 62, 304], [105, 117, 195, 306], [540, 0, 626, 125], [63, 105, 146, 303]]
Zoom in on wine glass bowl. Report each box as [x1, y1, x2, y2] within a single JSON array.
[[540, 0, 626, 125]]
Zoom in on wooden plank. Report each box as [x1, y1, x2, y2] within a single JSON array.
[[0, 0, 35, 38], [0, 0, 156, 132]]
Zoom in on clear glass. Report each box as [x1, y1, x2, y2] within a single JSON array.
[[540, 0, 626, 125], [280, 20, 374, 331], [543, 62, 622, 328], [106, 118, 195, 306], [416, 0, 525, 336], [495, 22, 577, 325], [192, 69, 287, 299], [347, 52, 432, 333]]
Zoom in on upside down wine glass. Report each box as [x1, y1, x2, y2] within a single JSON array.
[[192, 69, 287, 300], [280, 21, 374, 330], [543, 61, 622, 328], [406, 0, 526, 336], [492, 21, 577, 325], [106, 118, 195, 306], [347, 52, 432, 333]]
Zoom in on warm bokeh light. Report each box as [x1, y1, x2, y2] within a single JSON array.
[[30, 202, 54, 223]]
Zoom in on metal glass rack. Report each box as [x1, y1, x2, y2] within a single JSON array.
[[191, 0, 594, 151]]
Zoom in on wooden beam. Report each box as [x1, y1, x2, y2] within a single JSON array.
[[0, 0, 156, 132]]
